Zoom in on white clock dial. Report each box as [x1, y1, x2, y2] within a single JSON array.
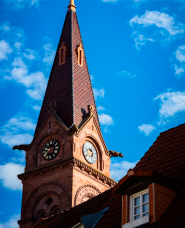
[[83, 142, 97, 164]]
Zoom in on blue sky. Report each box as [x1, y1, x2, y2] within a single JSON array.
[[0, 0, 185, 227]]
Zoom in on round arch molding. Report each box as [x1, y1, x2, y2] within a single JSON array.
[[74, 184, 101, 206], [23, 181, 70, 218]]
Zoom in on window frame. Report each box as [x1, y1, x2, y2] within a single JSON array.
[[130, 189, 149, 222]]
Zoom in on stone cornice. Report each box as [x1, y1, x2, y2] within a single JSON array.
[[18, 218, 33, 225], [18, 157, 117, 187], [73, 157, 117, 187]]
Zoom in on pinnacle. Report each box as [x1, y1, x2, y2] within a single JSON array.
[[68, 0, 76, 11]]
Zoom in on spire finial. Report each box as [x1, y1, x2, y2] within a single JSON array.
[[68, 0, 76, 11]]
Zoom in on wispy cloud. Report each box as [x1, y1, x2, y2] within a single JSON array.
[[110, 160, 137, 181], [99, 113, 114, 126], [90, 75, 94, 81], [97, 106, 106, 112], [174, 45, 185, 77], [118, 70, 137, 78], [0, 163, 24, 191], [130, 11, 185, 48], [0, 214, 20, 228], [0, 40, 13, 61], [5, 57, 47, 100], [102, 0, 117, 2], [154, 91, 185, 124], [4, 0, 39, 9], [33, 105, 41, 111], [138, 124, 156, 136], [102, 0, 146, 3], [93, 88, 105, 99], [0, 115, 34, 147], [43, 43, 55, 65], [23, 49, 37, 60]]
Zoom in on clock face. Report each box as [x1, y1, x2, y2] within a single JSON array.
[[42, 140, 60, 161], [83, 142, 97, 164]]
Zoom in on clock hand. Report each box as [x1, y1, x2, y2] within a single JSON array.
[[45, 148, 50, 152]]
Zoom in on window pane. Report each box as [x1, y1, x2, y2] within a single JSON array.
[[134, 215, 140, 220], [143, 193, 149, 203], [134, 206, 140, 215], [143, 212, 149, 217], [134, 197, 140, 206], [143, 203, 149, 213]]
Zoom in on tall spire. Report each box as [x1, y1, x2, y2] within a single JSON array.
[[34, 1, 99, 135], [68, 0, 76, 11]]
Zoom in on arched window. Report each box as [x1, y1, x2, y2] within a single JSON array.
[[36, 209, 46, 222], [76, 43, 83, 67], [50, 205, 60, 216], [59, 42, 68, 65]]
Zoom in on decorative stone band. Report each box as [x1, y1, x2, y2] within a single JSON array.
[[18, 217, 33, 225], [18, 157, 117, 187]]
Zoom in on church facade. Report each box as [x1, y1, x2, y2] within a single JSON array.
[[15, 1, 120, 227]]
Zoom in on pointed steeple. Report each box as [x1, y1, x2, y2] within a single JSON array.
[[35, 1, 99, 135]]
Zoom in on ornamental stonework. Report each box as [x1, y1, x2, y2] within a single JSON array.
[[75, 184, 101, 206]]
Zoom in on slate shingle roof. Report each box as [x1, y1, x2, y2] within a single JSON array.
[[34, 8, 99, 135]]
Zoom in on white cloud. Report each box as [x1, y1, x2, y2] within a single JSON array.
[[0, 23, 49, 101], [23, 49, 36, 60], [102, 0, 117, 2], [90, 75, 94, 81], [110, 160, 137, 181], [5, 0, 39, 9], [1, 24, 10, 31], [1, 133, 33, 148], [174, 45, 185, 77], [0, 214, 20, 228], [130, 11, 185, 48], [174, 64, 185, 75], [0, 40, 13, 61], [130, 11, 184, 35], [93, 88, 105, 99], [14, 42, 22, 50], [43, 43, 55, 65], [138, 124, 156, 136], [134, 33, 154, 49], [5, 57, 47, 100], [99, 113, 114, 126], [118, 70, 137, 78], [33, 105, 41, 111], [176, 45, 185, 62], [0, 115, 34, 147], [4, 116, 36, 131], [0, 163, 24, 191], [154, 91, 185, 123], [97, 106, 106, 112]]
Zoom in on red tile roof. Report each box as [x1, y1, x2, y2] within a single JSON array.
[[34, 8, 99, 135], [33, 189, 122, 228], [134, 123, 185, 183], [33, 123, 185, 228]]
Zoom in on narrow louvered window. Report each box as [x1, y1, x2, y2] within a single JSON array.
[[77, 43, 83, 66], [59, 42, 67, 65]]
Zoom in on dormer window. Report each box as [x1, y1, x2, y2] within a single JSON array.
[[123, 189, 149, 228], [59, 42, 68, 65], [130, 189, 149, 222], [113, 171, 177, 228], [76, 43, 83, 66]]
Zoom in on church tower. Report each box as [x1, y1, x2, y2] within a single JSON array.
[[15, 1, 119, 227]]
